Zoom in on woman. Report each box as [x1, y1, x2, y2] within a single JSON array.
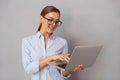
[[22, 6, 84, 80]]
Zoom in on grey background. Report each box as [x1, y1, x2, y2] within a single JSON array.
[[0, 0, 120, 80]]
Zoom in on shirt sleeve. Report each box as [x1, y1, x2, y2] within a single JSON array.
[[60, 70, 71, 79], [22, 38, 39, 75]]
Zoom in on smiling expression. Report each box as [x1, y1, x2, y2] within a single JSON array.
[[40, 12, 60, 34]]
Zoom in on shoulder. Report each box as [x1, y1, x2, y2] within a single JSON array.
[[22, 34, 37, 44]]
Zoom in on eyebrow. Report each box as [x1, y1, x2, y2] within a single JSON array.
[[47, 16, 60, 21]]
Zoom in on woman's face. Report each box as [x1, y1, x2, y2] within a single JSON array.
[[40, 12, 60, 34]]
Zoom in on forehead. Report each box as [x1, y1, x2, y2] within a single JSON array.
[[45, 12, 60, 19]]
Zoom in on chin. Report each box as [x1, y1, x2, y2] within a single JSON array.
[[47, 29, 54, 34], [47, 30, 53, 34]]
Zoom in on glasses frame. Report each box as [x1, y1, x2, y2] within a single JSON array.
[[42, 16, 62, 26]]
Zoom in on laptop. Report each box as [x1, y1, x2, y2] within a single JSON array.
[[47, 45, 103, 71]]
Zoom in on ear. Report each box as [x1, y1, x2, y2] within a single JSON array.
[[40, 16, 44, 20], [40, 16, 44, 23]]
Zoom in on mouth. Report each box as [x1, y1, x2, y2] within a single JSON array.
[[48, 25, 55, 31]]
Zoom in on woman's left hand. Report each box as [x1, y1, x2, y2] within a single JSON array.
[[62, 64, 84, 77], [72, 64, 84, 72]]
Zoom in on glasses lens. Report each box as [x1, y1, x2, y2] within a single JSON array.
[[43, 16, 62, 26], [48, 20, 62, 26], [58, 21, 62, 26]]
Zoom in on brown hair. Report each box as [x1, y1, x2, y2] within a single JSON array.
[[37, 6, 61, 32]]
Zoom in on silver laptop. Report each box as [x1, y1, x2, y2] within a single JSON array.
[[47, 45, 103, 71]]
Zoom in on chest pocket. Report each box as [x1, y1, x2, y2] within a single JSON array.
[[29, 44, 44, 61]]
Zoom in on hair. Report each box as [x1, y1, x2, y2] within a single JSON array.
[[37, 6, 61, 32]]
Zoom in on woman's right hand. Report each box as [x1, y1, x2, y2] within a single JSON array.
[[39, 54, 70, 69], [51, 54, 70, 63]]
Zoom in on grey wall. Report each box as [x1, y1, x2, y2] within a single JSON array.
[[0, 0, 120, 80]]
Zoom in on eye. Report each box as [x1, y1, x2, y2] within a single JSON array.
[[47, 19, 53, 22], [55, 21, 59, 24]]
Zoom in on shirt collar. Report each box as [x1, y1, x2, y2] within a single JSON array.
[[36, 32, 55, 40]]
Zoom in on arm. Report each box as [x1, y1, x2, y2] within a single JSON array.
[[22, 39, 70, 75], [39, 56, 52, 69], [22, 45, 69, 75], [22, 39, 40, 75]]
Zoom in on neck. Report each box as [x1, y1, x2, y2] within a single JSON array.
[[39, 30, 52, 48], [39, 30, 51, 39]]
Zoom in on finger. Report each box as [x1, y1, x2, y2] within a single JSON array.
[[65, 54, 70, 57], [64, 55, 70, 62], [73, 65, 84, 72], [80, 64, 84, 70], [64, 56, 70, 62], [60, 55, 70, 62]]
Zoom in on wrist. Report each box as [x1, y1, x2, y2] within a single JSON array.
[[62, 70, 74, 77], [47, 56, 53, 62]]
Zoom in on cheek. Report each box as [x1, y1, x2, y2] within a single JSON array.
[[42, 21, 48, 27], [54, 26, 58, 29]]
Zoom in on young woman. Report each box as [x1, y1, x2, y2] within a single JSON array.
[[22, 6, 84, 80]]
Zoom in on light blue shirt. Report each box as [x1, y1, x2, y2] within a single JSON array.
[[22, 32, 69, 80]]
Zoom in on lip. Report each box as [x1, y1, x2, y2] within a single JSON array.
[[48, 25, 55, 31]]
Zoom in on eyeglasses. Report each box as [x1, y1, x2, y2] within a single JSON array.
[[43, 16, 62, 26]]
